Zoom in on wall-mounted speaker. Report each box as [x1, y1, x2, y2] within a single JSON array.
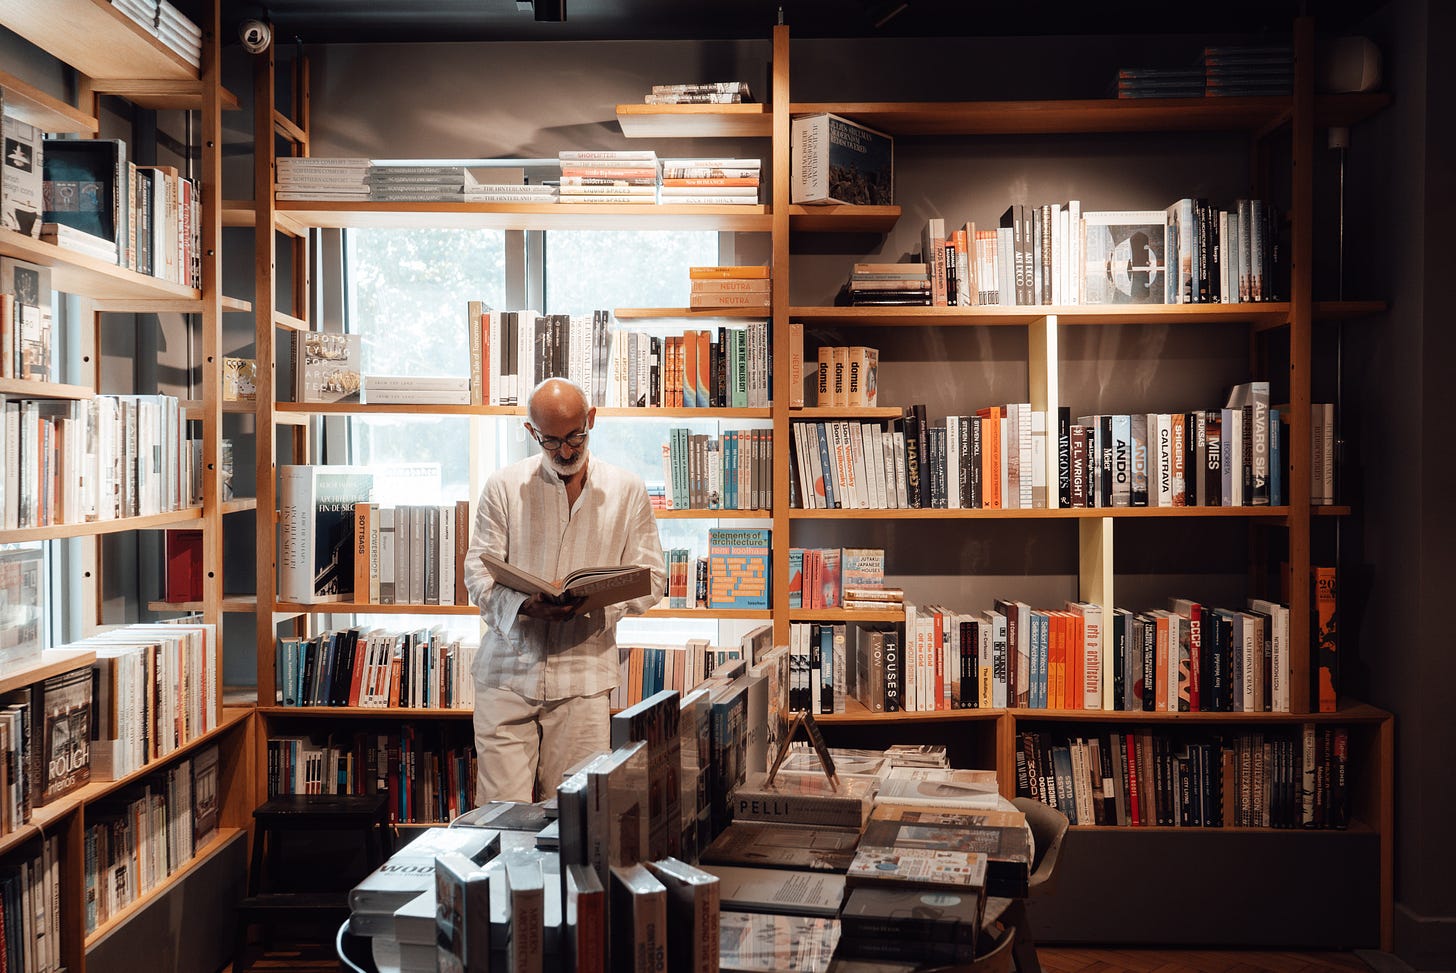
[[1319, 36, 1381, 93]]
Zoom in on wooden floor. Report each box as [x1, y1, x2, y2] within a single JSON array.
[[1039, 948, 1373, 973]]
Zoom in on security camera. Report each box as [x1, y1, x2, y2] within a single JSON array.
[[240, 18, 272, 54]]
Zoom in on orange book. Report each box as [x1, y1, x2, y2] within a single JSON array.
[[454, 499, 470, 605], [667, 336, 682, 407], [689, 265, 771, 279], [1064, 611, 1083, 711], [789, 322, 805, 409], [931, 606, 946, 711], [347, 635, 368, 706], [681, 331, 699, 408], [388, 643, 403, 708], [976, 406, 1002, 508], [1048, 611, 1065, 709], [1152, 610, 1170, 712], [353, 502, 372, 603], [664, 177, 760, 187], [816, 346, 834, 406]]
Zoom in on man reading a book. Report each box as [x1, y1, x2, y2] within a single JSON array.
[[463, 377, 666, 803]]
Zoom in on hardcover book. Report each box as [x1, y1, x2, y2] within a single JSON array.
[[0, 546, 44, 667], [42, 137, 127, 256], [730, 770, 879, 829], [37, 665, 90, 805], [435, 851, 491, 973], [700, 865, 846, 918], [292, 330, 362, 403], [790, 113, 893, 206], [1, 98, 43, 237], [707, 528, 771, 610], [480, 552, 653, 615], [874, 767, 1001, 809], [1081, 210, 1167, 305], [859, 805, 1031, 898], [839, 886, 981, 962], [610, 689, 683, 861], [846, 844, 989, 896], [718, 912, 841, 973], [609, 863, 667, 973], [0, 257, 53, 381], [700, 820, 860, 872], [643, 858, 719, 973], [349, 826, 500, 916], [191, 743, 219, 846], [565, 863, 605, 973]]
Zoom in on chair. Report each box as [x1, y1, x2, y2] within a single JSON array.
[[979, 796, 1071, 973]]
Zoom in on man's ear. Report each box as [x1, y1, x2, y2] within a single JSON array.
[[586, 406, 597, 429]]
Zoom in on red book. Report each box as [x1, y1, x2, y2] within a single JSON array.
[[164, 529, 203, 602]]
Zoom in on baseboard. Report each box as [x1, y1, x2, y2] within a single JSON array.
[[1394, 903, 1456, 971]]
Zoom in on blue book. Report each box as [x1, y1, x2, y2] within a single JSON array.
[[787, 548, 803, 609], [1032, 612, 1049, 709], [726, 430, 738, 510], [707, 528, 771, 610]]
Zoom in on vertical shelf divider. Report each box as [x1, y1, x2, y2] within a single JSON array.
[[770, 23, 792, 647]]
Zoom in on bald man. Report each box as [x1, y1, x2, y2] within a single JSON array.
[[462, 377, 666, 804]]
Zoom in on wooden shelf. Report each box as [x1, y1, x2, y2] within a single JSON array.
[[1313, 300, 1387, 320], [1315, 92, 1392, 127], [791, 97, 1297, 136], [788, 506, 1296, 520], [182, 399, 264, 417], [616, 103, 771, 138], [276, 200, 772, 232], [1313, 506, 1353, 517], [85, 80, 240, 112], [0, 67, 96, 134], [614, 307, 770, 320], [257, 705, 472, 719], [92, 295, 252, 314], [791, 407, 904, 420], [274, 311, 308, 331], [0, 649, 95, 697], [1067, 821, 1378, 835], [272, 601, 476, 615], [222, 199, 308, 237], [221, 498, 257, 515], [0, 507, 202, 544], [789, 303, 1291, 327], [789, 607, 906, 623], [84, 828, 243, 948], [788, 205, 901, 233], [0, 0, 196, 81], [0, 378, 93, 400], [641, 607, 772, 620], [274, 402, 771, 419], [655, 508, 770, 519], [147, 596, 262, 614], [0, 229, 196, 302], [1012, 700, 1392, 724], [817, 704, 1005, 726]]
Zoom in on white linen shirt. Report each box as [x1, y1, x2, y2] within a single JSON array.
[[463, 452, 666, 702]]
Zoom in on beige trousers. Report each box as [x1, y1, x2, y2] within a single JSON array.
[[472, 685, 610, 804]]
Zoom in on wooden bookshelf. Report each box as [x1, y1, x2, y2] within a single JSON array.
[[0, 507, 203, 544], [789, 303, 1292, 328], [640, 607, 772, 620], [614, 307, 769, 319], [0, 650, 95, 697], [787, 204, 901, 233], [276, 200, 772, 232], [0, 0, 196, 81], [789, 607, 905, 623], [83, 828, 243, 948], [84, 79, 241, 111], [257, 706, 473, 719], [655, 508, 770, 519], [272, 601, 477, 615], [615, 102, 771, 138], [787, 506, 1296, 520], [0, 378, 94, 399], [0, 229, 197, 302], [0, 67, 96, 134]]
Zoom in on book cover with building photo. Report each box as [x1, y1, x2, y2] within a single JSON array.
[[38, 666, 91, 805], [1082, 210, 1168, 304], [293, 330, 362, 403]]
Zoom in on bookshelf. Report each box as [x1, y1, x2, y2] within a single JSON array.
[[0, 1, 251, 970], [244, 14, 1393, 953]]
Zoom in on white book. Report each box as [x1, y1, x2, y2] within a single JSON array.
[[946, 415, 961, 508], [1248, 597, 1290, 713]]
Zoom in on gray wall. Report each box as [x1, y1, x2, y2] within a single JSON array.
[[241, 8, 1452, 964]]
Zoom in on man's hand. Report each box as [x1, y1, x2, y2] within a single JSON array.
[[517, 592, 584, 621]]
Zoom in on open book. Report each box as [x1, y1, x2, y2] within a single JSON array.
[[480, 552, 653, 614]]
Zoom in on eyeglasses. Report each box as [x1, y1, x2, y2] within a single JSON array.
[[533, 429, 589, 452]]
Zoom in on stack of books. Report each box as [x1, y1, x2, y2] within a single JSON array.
[[845, 262, 931, 306], [689, 264, 771, 309], [1115, 67, 1206, 99], [660, 157, 761, 205], [367, 164, 468, 202], [462, 178, 558, 204], [557, 150, 659, 204], [361, 374, 470, 405], [644, 81, 753, 104], [275, 157, 371, 201], [111, 0, 201, 67], [1204, 45, 1294, 97]]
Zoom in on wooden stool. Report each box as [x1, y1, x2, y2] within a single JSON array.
[[235, 794, 392, 962]]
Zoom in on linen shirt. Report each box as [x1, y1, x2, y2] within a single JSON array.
[[463, 452, 666, 701]]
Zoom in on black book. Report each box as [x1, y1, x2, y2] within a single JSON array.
[[883, 628, 902, 713], [1111, 608, 1128, 711], [1099, 416, 1114, 508], [1057, 407, 1071, 508], [902, 409, 923, 509], [912, 404, 931, 508], [1135, 614, 1156, 712], [966, 415, 982, 508]]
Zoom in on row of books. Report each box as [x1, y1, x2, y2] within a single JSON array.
[[911, 197, 1281, 308], [273, 626, 479, 710], [67, 622, 220, 780], [788, 547, 887, 610], [642, 80, 754, 104], [657, 427, 774, 511], [0, 835, 59, 973], [462, 305, 772, 410], [0, 392, 200, 531], [110, 0, 202, 67], [792, 391, 1288, 511], [0, 259, 51, 382], [844, 595, 1300, 714], [42, 138, 201, 284], [811, 344, 880, 407], [1017, 725, 1349, 830], [788, 622, 848, 714], [660, 161, 761, 207], [1117, 45, 1294, 99], [83, 746, 217, 934], [268, 726, 477, 826], [611, 624, 771, 709]]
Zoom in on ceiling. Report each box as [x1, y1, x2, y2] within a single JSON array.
[[221, 0, 1392, 45]]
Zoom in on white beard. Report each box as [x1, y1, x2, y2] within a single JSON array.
[[546, 446, 588, 478]]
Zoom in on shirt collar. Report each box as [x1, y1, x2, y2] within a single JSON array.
[[533, 452, 592, 493]]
